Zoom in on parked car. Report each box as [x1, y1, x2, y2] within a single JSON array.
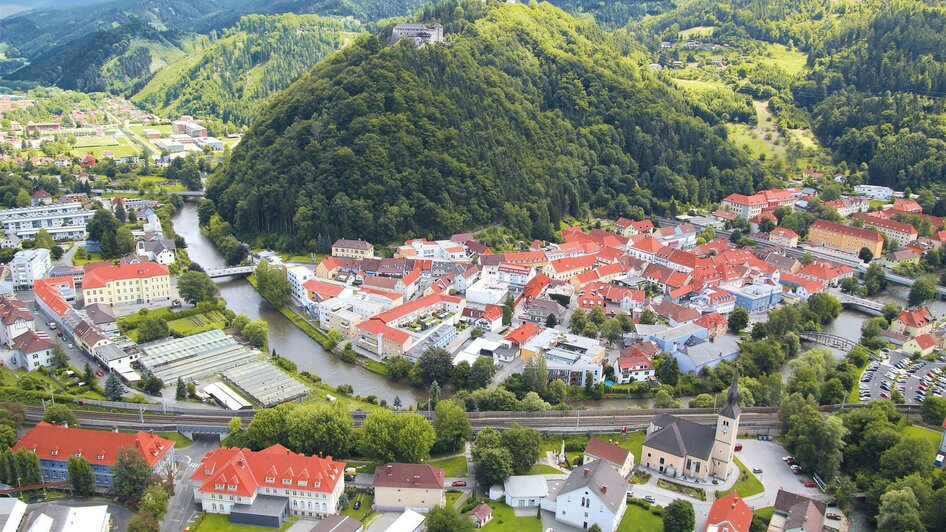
[[826, 513, 841, 521], [782, 456, 793, 462], [804, 481, 816, 488], [353, 500, 361, 510], [67, 343, 74, 349], [452, 480, 467, 487], [752, 468, 763, 474], [643, 496, 656, 503], [95, 371, 104, 377], [734, 443, 743, 452]]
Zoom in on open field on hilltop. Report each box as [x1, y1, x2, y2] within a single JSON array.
[[672, 77, 729, 93], [679, 25, 715, 38], [760, 43, 808, 76]]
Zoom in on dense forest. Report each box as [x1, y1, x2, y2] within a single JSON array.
[[132, 14, 363, 126], [206, 0, 756, 249]]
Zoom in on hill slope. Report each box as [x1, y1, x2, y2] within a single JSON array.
[[206, 1, 753, 250], [132, 14, 363, 125]]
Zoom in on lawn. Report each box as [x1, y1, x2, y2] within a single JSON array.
[[679, 25, 715, 38], [717, 456, 763, 498], [340, 493, 373, 521], [672, 77, 728, 93], [480, 501, 543, 532], [761, 43, 808, 76], [446, 490, 463, 508], [901, 425, 941, 459], [617, 504, 664, 532], [754, 506, 775, 522], [157, 431, 192, 448], [848, 363, 869, 403], [72, 251, 104, 266], [73, 136, 119, 148], [190, 513, 295, 532], [527, 464, 563, 475], [541, 432, 646, 470], [428, 455, 468, 477]]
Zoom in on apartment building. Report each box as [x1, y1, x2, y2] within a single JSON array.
[[851, 214, 918, 248], [82, 263, 171, 306], [10, 248, 51, 290], [0, 202, 95, 240], [806, 220, 883, 257], [331, 239, 374, 259]]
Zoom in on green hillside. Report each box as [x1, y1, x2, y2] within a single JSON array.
[[132, 14, 364, 126], [206, 0, 753, 250]]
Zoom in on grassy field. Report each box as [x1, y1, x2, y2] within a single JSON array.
[[727, 100, 788, 161], [848, 364, 869, 403], [679, 25, 715, 38], [761, 43, 808, 76], [0, 366, 105, 399], [71, 134, 139, 159], [156, 431, 192, 448], [190, 513, 295, 532], [787, 128, 821, 149], [754, 506, 775, 522], [717, 456, 763, 498], [73, 136, 119, 148], [447, 490, 463, 508], [167, 310, 228, 337], [428, 455, 468, 477], [72, 251, 104, 266], [901, 425, 941, 459], [617, 504, 664, 532], [481, 502, 543, 532], [672, 77, 728, 93], [340, 493, 374, 522], [527, 464, 563, 475]]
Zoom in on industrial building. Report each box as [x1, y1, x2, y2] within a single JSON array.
[[138, 329, 259, 383], [222, 361, 310, 407]]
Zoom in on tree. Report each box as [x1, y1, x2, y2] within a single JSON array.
[[600, 318, 624, 345], [228, 417, 242, 433], [588, 306, 606, 326], [909, 276, 938, 306], [137, 317, 169, 343], [433, 400, 472, 454], [255, 261, 291, 307], [922, 396, 946, 424], [197, 199, 217, 227], [807, 293, 841, 324], [759, 216, 776, 233], [0, 425, 15, 449], [177, 270, 219, 304], [474, 446, 514, 486], [657, 356, 679, 386], [569, 308, 588, 334], [522, 353, 548, 394], [729, 308, 749, 333], [67, 456, 95, 495], [820, 378, 846, 405], [688, 394, 716, 408], [242, 319, 268, 349], [105, 372, 124, 401], [33, 228, 54, 250], [51, 343, 69, 368], [244, 407, 289, 450], [880, 437, 933, 480], [139, 485, 169, 520], [859, 247, 874, 263], [783, 405, 846, 481], [114, 203, 127, 223], [654, 390, 681, 409], [142, 374, 164, 395], [418, 348, 453, 386], [500, 424, 541, 474], [231, 314, 250, 334], [392, 395, 402, 411], [360, 410, 435, 463], [545, 313, 557, 327], [877, 489, 924, 532], [127, 512, 160, 532], [43, 404, 78, 427], [639, 309, 658, 325], [175, 377, 187, 400], [426, 505, 474, 532], [112, 447, 151, 499], [468, 357, 496, 390], [663, 499, 695, 532]]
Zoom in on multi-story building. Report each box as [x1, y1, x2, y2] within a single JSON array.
[[191, 444, 345, 528], [373, 463, 445, 512], [890, 306, 934, 337], [721, 189, 795, 219], [723, 281, 782, 312], [520, 328, 606, 387], [10, 248, 51, 290], [286, 265, 316, 304], [768, 227, 799, 248], [82, 263, 171, 306], [389, 23, 444, 46], [355, 294, 465, 357], [0, 296, 34, 346], [10, 330, 54, 370], [331, 239, 374, 259], [806, 220, 883, 257], [14, 422, 175, 490], [854, 184, 895, 200], [0, 202, 95, 240], [555, 460, 629, 532], [851, 214, 918, 247]]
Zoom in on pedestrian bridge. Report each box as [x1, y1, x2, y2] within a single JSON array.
[[799, 331, 859, 352], [205, 265, 255, 279], [833, 291, 885, 316]]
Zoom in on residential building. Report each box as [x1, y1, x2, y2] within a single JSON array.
[[689, 290, 736, 316], [472, 504, 493, 528], [903, 334, 936, 356], [654, 224, 698, 249], [577, 282, 645, 314], [890, 307, 934, 337], [521, 329, 606, 386], [331, 239, 374, 259], [504, 322, 540, 349], [9, 330, 54, 370], [286, 265, 316, 303], [355, 294, 465, 357], [465, 277, 510, 306], [797, 261, 854, 288], [779, 273, 823, 301], [522, 298, 566, 325], [0, 296, 34, 346], [640, 374, 741, 481], [672, 335, 741, 374], [502, 476, 548, 509], [372, 463, 445, 512], [706, 493, 752, 532], [82, 263, 171, 306], [806, 220, 883, 257], [396, 238, 466, 261], [14, 422, 175, 489], [20, 504, 110, 532], [10, 248, 51, 290], [555, 460, 629, 532], [616, 354, 654, 384], [768, 227, 799, 248], [894, 197, 923, 213], [545, 255, 598, 281], [851, 214, 918, 247], [191, 444, 345, 527], [721, 189, 795, 218], [583, 439, 634, 478], [613, 218, 653, 237], [884, 248, 922, 268], [389, 23, 445, 46], [136, 238, 176, 265], [496, 263, 536, 290], [769, 490, 841, 532], [0, 202, 94, 240], [723, 281, 782, 312], [695, 313, 728, 341], [854, 184, 894, 200]]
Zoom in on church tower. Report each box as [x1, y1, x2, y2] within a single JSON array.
[[712, 371, 742, 478]]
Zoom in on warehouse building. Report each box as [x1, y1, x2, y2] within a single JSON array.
[[138, 330, 259, 383], [222, 361, 309, 407]]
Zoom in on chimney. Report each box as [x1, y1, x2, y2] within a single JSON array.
[[113, 426, 119, 433], [602, 485, 608, 494], [731, 502, 736, 510], [237, 458, 244, 468], [386, 465, 393, 476], [63, 422, 68, 429], [583, 468, 590, 477]]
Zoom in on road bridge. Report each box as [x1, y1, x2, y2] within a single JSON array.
[[204, 265, 255, 279], [831, 291, 885, 315]]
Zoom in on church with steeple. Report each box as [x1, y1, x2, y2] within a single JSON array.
[[639, 372, 742, 481]]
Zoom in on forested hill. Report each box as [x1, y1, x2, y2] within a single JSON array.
[[206, 0, 754, 250], [132, 14, 364, 126]]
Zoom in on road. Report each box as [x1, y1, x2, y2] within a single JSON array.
[[162, 436, 218, 532]]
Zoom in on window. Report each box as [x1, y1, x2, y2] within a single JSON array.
[[265, 477, 274, 484], [215, 484, 223, 490], [51, 450, 58, 456], [282, 478, 291, 485], [227, 485, 236, 492]]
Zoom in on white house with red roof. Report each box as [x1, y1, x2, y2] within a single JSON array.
[[616, 353, 655, 384], [797, 261, 854, 288], [355, 294, 465, 357], [706, 493, 752, 532], [14, 422, 175, 490], [613, 218, 654, 237], [721, 188, 795, 219], [583, 438, 635, 478], [10, 329, 54, 370], [191, 444, 345, 526], [890, 306, 935, 337], [545, 254, 598, 281], [372, 463, 445, 512], [82, 262, 171, 306], [768, 227, 799, 248], [627, 235, 664, 262], [0, 295, 34, 347]]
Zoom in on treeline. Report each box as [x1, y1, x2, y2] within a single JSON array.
[[545, 0, 674, 30], [132, 14, 364, 126], [207, 1, 754, 250]]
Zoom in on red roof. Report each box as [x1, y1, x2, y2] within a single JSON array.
[[0, 296, 32, 325], [472, 503, 492, 521], [631, 236, 664, 254], [357, 318, 411, 345], [695, 313, 728, 330], [851, 214, 918, 236], [617, 353, 654, 372], [505, 322, 540, 346], [362, 276, 399, 290], [33, 278, 72, 317], [12, 329, 53, 354], [192, 444, 344, 498], [770, 227, 799, 239], [798, 261, 853, 282], [893, 198, 923, 213], [584, 438, 632, 466], [749, 212, 777, 224], [83, 262, 169, 289], [402, 268, 422, 286], [503, 251, 547, 265], [373, 463, 444, 490], [780, 273, 824, 294], [15, 422, 174, 469], [302, 279, 346, 299], [521, 274, 551, 300], [482, 304, 503, 322], [913, 334, 935, 350], [374, 293, 462, 324], [809, 220, 883, 242], [707, 493, 753, 532], [898, 307, 933, 329], [547, 254, 597, 274]]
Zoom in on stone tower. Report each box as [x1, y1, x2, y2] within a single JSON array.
[[712, 371, 742, 478]]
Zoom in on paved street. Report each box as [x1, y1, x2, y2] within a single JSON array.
[[162, 436, 219, 532], [735, 439, 824, 507]]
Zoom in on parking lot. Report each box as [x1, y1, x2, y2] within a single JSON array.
[[858, 351, 946, 404]]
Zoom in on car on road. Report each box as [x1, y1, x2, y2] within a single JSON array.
[[752, 468, 763, 474], [803, 481, 816, 488], [643, 496, 656, 503], [734, 443, 743, 451], [56, 332, 63, 337], [826, 513, 841, 521], [67, 343, 74, 349], [782, 456, 793, 462], [452, 480, 467, 487], [95, 371, 104, 377]]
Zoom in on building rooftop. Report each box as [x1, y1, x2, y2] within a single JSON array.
[[14, 422, 174, 468], [372, 463, 444, 490], [560, 459, 627, 513]]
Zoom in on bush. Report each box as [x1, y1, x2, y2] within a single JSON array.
[[273, 357, 297, 373]]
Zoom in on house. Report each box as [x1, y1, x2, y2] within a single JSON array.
[[653, 299, 701, 326], [555, 460, 629, 532], [0, 296, 34, 346], [797, 262, 854, 288], [706, 492, 753, 532], [583, 439, 634, 478], [471, 503, 493, 528], [806, 220, 883, 257], [851, 214, 918, 247], [545, 255, 598, 281], [616, 354, 655, 384], [822, 197, 869, 217], [721, 189, 795, 219], [695, 313, 728, 341], [9, 330, 54, 370], [331, 239, 374, 259], [779, 273, 824, 301], [82, 263, 171, 306], [654, 224, 698, 249], [14, 422, 175, 489], [20, 503, 110, 532], [890, 307, 934, 337], [904, 334, 937, 356], [723, 281, 783, 312], [136, 238, 176, 265], [502, 475, 548, 508], [31, 189, 52, 206], [749, 212, 778, 233], [894, 197, 923, 213], [641, 373, 740, 481], [769, 489, 843, 532], [614, 218, 654, 237], [522, 298, 566, 325], [373, 463, 445, 512], [768, 227, 799, 248], [505, 322, 540, 349], [884, 248, 922, 268], [390, 23, 444, 46], [854, 185, 894, 200], [191, 443, 345, 527], [286, 265, 317, 303], [672, 334, 741, 374]]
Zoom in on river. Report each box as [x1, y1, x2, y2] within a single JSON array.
[[171, 202, 422, 405]]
